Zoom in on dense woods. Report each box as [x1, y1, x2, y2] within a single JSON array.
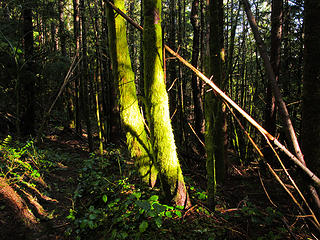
[[0, 0, 320, 239]]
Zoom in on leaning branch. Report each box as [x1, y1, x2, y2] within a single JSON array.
[[240, 0, 305, 165], [104, 0, 320, 187]]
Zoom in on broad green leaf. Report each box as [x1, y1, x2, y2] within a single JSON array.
[[139, 221, 148, 233], [102, 195, 108, 203], [148, 195, 159, 202], [175, 210, 182, 218], [165, 211, 173, 218]]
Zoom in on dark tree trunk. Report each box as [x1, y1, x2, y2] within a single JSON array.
[[191, 0, 205, 149], [302, 0, 320, 179], [73, 0, 82, 134], [80, 0, 93, 152], [206, 0, 227, 209], [58, 0, 66, 56], [265, 0, 282, 137], [20, 1, 36, 136]]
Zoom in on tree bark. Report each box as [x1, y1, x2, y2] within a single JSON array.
[[241, 0, 305, 165], [80, 0, 93, 152], [302, 0, 320, 181], [143, 0, 190, 207], [19, 1, 36, 136], [73, 0, 82, 135], [205, 0, 227, 209], [58, 0, 66, 56], [106, 0, 157, 186], [191, 0, 205, 149], [265, 0, 282, 137]]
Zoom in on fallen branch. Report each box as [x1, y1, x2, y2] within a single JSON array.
[[105, 0, 320, 188]]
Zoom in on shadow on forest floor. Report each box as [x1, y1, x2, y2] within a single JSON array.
[[0, 128, 318, 240]]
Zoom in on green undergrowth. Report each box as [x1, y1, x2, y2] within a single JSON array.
[[65, 145, 291, 240], [0, 136, 302, 239], [0, 135, 60, 193]]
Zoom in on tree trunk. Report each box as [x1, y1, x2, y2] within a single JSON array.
[[265, 0, 282, 138], [106, 0, 157, 186], [143, 0, 190, 207], [241, 0, 305, 165], [302, 0, 320, 179], [191, 0, 205, 150], [205, 0, 226, 209], [19, 1, 36, 137], [80, 0, 93, 152], [73, 0, 82, 135], [58, 0, 66, 56]]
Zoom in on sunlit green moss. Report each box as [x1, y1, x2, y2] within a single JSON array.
[[143, 0, 189, 206], [106, 0, 157, 185]]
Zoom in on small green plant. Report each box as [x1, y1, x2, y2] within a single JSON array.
[[1, 136, 41, 185], [66, 149, 185, 240]]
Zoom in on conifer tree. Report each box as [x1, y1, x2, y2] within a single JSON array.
[[205, 0, 226, 209], [143, 0, 190, 206], [106, 0, 157, 186]]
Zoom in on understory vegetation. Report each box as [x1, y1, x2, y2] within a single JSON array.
[[0, 132, 315, 239], [1, 0, 320, 239]]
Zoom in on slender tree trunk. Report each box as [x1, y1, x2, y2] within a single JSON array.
[[241, 0, 305, 165], [80, 0, 93, 152], [205, 0, 226, 209], [106, 0, 157, 186], [58, 0, 66, 56], [73, 0, 82, 134], [51, 22, 58, 52], [265, 0, 282, 137], [191, 0, 205, 149], [167, 0, 178, 137], [143, 0, 190, 207], [20, 1, 36, 136]]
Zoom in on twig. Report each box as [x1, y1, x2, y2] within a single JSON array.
[[187, 122, 205, 147], [105, 0, 320, 188], [258, 170, 277, 208]]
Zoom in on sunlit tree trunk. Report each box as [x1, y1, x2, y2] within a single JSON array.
[[205, 0, 226, 209], [143, 0, 190, 206], [106, 0, 157, 186]]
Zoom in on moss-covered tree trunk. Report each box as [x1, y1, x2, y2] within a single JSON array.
[[106, 0, 157, 186], [205, 0, 227, 209], [143, 0, 190, 207]]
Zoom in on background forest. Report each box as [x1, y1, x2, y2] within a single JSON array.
[[0, 0, 320, 239]]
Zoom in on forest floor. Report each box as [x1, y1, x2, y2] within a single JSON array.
[[0, 128, 318, 240]]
